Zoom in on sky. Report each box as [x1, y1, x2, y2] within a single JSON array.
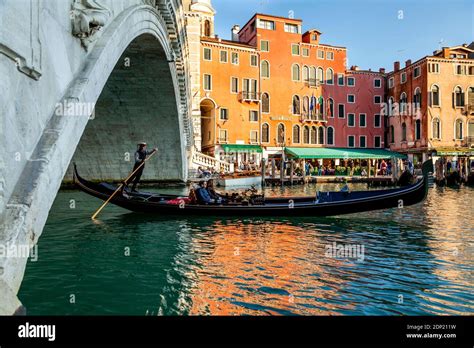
[[212, 0, 474, 71]]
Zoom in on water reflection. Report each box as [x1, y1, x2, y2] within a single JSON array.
[[18, 185, 474, 315]]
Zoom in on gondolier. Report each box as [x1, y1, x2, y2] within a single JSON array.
[[126, 142, 157, 192]]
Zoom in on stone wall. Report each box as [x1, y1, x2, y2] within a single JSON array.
[[0, 0, 192, 314], [63, 34, 185, 182]]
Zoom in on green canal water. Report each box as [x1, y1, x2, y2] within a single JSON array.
[[19, 184, 474, 315]]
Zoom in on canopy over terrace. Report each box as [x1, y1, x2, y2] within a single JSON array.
[[285, 147, 407, 160], [220, 144, 263, 169]]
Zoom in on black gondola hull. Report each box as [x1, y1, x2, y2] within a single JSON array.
[[73, 160, 432, 217]]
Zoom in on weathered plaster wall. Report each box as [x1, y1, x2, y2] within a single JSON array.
[[0, 0, 192, 314]]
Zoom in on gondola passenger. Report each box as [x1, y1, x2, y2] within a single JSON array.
[[207, 179, 226, 204], [195, 181, 214, 204]]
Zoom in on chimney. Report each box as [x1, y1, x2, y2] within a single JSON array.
[[379, 68, 385, 73], [350, 65, 359, 71], [394, 61, 400, 71], [405, 59, 411, 67], [442, 47, 450, 58], [231, 25, 240, 42]]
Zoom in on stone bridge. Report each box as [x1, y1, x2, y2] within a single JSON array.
[[0, 0, 193, 314]]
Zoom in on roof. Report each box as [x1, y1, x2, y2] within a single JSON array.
[[201, 37, 256, 49], [285, 147, 407, 160], [240, 13, 302, 33], [304, 29, 323, 35]]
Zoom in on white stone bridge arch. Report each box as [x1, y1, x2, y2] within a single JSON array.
[[0, 0, 193, 314]]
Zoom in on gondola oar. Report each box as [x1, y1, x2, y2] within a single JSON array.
[[91, 149, 157, 220]]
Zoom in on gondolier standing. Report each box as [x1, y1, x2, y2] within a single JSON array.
[[126, 142, 157, 192]]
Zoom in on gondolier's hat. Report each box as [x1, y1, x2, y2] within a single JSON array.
[[138, 142, 147, 146]]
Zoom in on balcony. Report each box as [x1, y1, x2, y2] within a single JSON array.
[[465, 104, 474, 115], [239, 91, 261, 103], [301, 112, 326, 122], [305, 79, 319, 88], [462, 136, 474, 148]]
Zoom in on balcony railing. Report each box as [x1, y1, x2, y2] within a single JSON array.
[[192, 151, 234, 173], [301, 112, 326, 122], [462, 136, 474, 147], [465, 104, 474, 114], [305, 79, 319, 88], [239, 91, 261, 102]]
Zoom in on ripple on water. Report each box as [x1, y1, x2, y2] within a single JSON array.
[[17, 185, 474, 315]]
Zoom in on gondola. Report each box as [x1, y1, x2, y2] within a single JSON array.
[[73, 160, 433, 217]]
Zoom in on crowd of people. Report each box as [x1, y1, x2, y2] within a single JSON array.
[[196, 166, 219, 179], [435, 157, 474, 183], [266, 158, 398, 178], [237, 161, 260, 172]]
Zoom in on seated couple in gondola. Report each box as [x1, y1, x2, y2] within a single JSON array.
[[190, 179, 225, 204]]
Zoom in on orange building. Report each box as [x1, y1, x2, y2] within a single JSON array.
[[199, 36, 262, 165], [184, 1, 472, 171], [193, 11, 388, 166], [386, 44, 474, 165]]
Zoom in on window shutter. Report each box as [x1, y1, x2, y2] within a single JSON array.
[[452, 93, 455, 108], [428, 92, 432, 106]]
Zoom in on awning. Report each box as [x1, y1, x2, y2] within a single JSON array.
[[285, 147, 407, 159], [221, 144, 263, 153], [434, 148, 473, 156]]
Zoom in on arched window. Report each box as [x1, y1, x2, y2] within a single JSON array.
[[318, 126, 325, 144], [204, 20, 211, 37], [327, 98, 334, 118], [431, 85, 440, 106], [432, 118, 440, 139], [310, 126, 317, 144], [388, 97, 394, 116], [455, 119, 463, 139], [414, 87, 422, 109], [293, 125, 300, 144], [303, 66, 310, 82], [303, 126, 310, 144], [469, 87, 474, 105], [415, 119, 421, 140], [292, 95, 301, 115], [401, 122, 407, 141], [310, 66, 317, 82], [390, 125, 395, 143], [292, 64, 301, 81], [454, 86, 464, 107], [317, 67, 324, 84], [400, 92, 408, 114], [302, 96, 309, 117], [261, 123, 269, 143], [261, 60, 270, 78], [327, 127, 334, 145], [277, 123, 285, 144], [261, 93, 270, 113], [326, 68, 334, 84]]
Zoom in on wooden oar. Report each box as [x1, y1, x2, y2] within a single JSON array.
[[91, 150, 157, 220]]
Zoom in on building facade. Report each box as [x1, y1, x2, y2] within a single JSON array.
[[386, 44, 474, 164], [184, 0, 473, 169]]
